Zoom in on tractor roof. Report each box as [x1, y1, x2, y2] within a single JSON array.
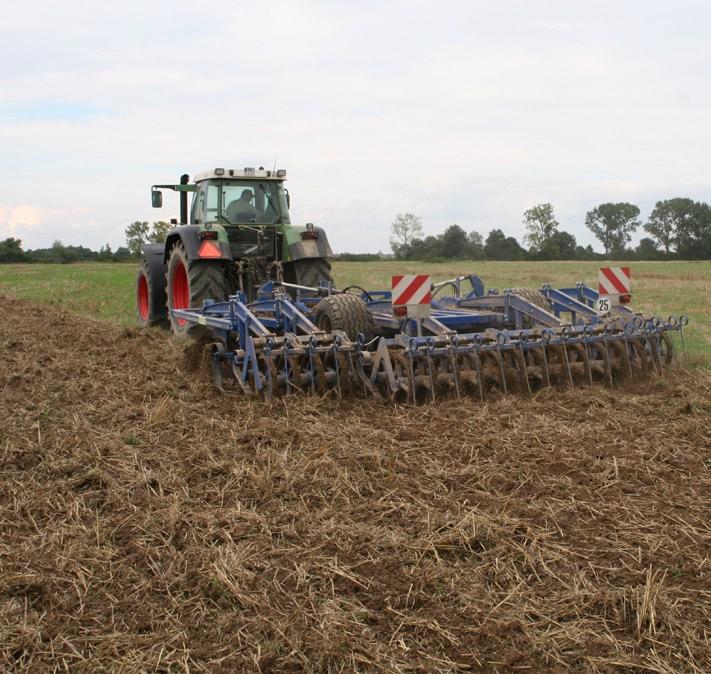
[[193, 168, 287, 183]]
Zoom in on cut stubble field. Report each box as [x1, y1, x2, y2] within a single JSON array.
[[0, 259, 709, 359], [0, 261, 710, 672]]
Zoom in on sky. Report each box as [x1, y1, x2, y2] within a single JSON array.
[[1, 0, 710, 253]]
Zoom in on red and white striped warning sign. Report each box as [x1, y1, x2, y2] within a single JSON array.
[[392, 274, 432, 306], [392, 274, 432, 319], [598, 267, 631, 295]]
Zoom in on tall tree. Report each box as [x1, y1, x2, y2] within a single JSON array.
[[484, 229, 526, 260], [0, 237, 25, 263], [125, 221, 150, 258], [643, 198, 695, 255], [523, 203, 559, 252], [468, 230, 485, 259], [389, 213, 423, 259], [673, 201, 711, 259], [125, 220, 172, 258], [440, 224, 470, 259], [585, 202, 640, 255]]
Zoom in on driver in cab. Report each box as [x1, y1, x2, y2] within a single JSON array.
[[226, 189, 258, 223]]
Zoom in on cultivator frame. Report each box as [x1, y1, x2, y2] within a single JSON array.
[[173, 274, 687, 403]]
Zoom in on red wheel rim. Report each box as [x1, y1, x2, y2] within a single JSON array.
[[137, 273, 149, 321], [172, 260, 189, 326]]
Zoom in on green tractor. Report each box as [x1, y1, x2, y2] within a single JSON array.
[[136, 167, 334, 334]]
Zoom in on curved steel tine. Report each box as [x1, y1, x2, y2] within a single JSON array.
[[622, 324, 634, 379], [332, 336, 342, 400], [407, 340, 417, 404], [448, 336, 462, 399], [582, 326, 594, 386], [561, 328, 574, 389], [263, 340, 274, 401], [603, 325, 613, 387], [495, 333, 508, 395], [426, 338, 436, 403], [517, 332, 531, 394], [282, 346, 292, 396], [308, 336, 317, 395], [642, 322, 660, 376], [540, 329, 552, 388], [211, 344, 231, 395], [473, 336, 484, 402], [679, 316, 687, 356]]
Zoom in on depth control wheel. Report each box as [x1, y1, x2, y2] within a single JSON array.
[[314, 294, 375, 341]]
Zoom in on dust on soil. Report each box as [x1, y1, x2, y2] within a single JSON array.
[[1, 295, 709, 673]]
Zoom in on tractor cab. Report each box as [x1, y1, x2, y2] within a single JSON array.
[[190, 168, 291, 227]]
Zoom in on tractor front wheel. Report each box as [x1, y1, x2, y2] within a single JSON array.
[[166, 241, 229, 336]]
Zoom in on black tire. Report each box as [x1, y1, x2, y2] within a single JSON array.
[[314, 294, 375, 341], [166, 241, 229, 336], [136, 258, 168, 328], [284, 258, 333, 296]]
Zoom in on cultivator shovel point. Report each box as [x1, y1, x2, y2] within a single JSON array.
[[172, 276, 687, 405]]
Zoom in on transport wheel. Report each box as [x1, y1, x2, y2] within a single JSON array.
[[284, 257, 333, 295], [166, 241, 229, 336], [314, 294, 375, 342], [136, 258, 168, 328]]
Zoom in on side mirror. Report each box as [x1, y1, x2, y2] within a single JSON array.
[[151, 190, 163, 208], [285, 189, 291, 209]]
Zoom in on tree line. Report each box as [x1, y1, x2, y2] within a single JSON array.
[[389, 198, 711, 261], [3, 199, 711, 264], [0, 238, 132, 263], [0, 220, 170, 264]]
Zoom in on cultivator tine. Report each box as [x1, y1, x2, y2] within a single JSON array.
[[560, 329, 574, 389], [540, 330, 552, 388], [622, 324, 634, 379], [679, 316, 688, 356], [603, 326, 614, 387], [473, 336, 485, 402], [448, 336, 462, 399], [582, 326, 594, 386], [495, 334, 508, 395], [425, 338, 436, 403], [516, 332, 532, 394]]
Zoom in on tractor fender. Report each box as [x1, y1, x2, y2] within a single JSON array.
[[287, 226, 334, 261], [139, 243, 168, 316], [163, 225, 232, 263]]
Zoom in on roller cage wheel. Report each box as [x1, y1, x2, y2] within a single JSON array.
[[166, 241, 229, 336], [507, 287, 552, 313], [136, 258, 168, 328], [314, 294, 375, 342]]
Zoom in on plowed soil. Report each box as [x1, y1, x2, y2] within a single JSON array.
[[1, 295, 709, 673]]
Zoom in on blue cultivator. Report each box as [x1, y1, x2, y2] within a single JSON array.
[[173, 275, 687, 403]]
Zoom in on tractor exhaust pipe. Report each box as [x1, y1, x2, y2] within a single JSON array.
[[180, 173, 189, 224]]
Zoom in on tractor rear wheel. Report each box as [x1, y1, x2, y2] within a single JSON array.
[[136, 258, 168, 328], [314, 294, 375, 341], [284, 258, 333, 295], [166, 241, 229, 336]]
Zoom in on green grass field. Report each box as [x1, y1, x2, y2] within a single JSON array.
[[1, 260, 709, 359]]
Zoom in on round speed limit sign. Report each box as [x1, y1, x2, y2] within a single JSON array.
[[596, 296, 611, 313]]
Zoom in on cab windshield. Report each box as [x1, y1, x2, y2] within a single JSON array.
[[219, 180, 289, 225]]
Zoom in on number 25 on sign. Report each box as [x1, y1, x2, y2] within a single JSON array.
[[596, 296, 611, 313]]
